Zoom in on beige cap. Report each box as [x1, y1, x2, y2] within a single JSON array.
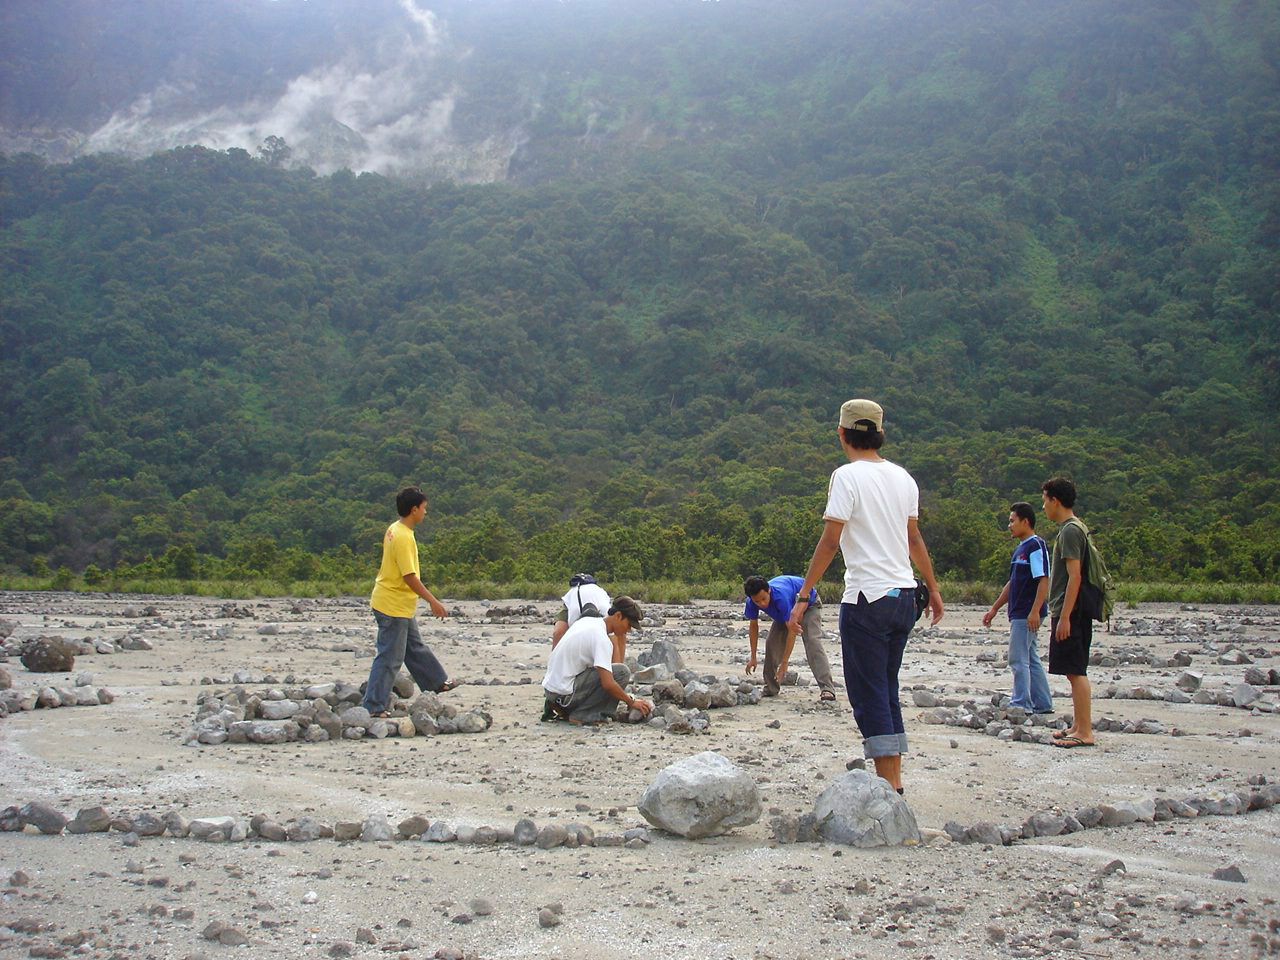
[[839, 398, 884, 431]]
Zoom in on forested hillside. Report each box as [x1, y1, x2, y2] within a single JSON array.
[[1, 0, 1277, 589]]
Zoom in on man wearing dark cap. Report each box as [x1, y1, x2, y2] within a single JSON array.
[[541, 597, 653, 725], [791, 399, 944, 794]]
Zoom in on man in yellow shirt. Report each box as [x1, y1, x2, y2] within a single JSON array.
[[362, 487, 454, 716]]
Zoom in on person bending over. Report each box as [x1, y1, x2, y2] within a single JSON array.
[[743, 574, 837, 701]]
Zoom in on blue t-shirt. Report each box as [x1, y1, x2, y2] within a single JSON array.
[[743, 575, 817, 624], [1008, 535, 1049, 620]]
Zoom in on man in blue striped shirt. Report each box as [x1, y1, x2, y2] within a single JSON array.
[[982, 502, 1053, 714]]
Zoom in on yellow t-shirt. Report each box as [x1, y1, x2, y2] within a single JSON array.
[[370, 521, 420, 618]]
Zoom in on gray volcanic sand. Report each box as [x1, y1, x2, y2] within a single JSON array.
[[1, 591, 1278, 959]]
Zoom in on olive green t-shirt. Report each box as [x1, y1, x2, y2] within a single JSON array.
[[1048, 518, 1088, 617]]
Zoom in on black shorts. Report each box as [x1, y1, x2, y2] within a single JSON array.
[[1048, 609, 1092, 676]]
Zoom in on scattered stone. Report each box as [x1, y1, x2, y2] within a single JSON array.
[[1098, 799, 1156, 827], [66, 806, 111, 834], [129, 812, 166, 837], [535, 823, 568, 849], [333, 821, 361, 842], [189, 816, 241, 841], [513, 818, 538, 845], [1022, 811, 1069, 838], [912, 689, 940, 707], [1212, 865, 1246, 883], [20, 637, 77, 673], [424, 820, 456, 843], [538, 907, 562, 928], [360, 816, 393, 842], [397, 814, 430, 839], [1232, 683, 1260, 708], [18, 801, 67, 835], [964, 822, 1004, 846]]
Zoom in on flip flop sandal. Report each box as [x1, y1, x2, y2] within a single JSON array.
[[820, 690, 837, 701], [438, 680, 460, 692], [1052, 735, 1095, 748]]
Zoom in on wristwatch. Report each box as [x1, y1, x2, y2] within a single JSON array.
[[795, 592, 809, 602]]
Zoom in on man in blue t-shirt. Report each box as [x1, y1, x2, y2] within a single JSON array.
[[982, 502, 1053, 714], [743, 574, 837, 701]]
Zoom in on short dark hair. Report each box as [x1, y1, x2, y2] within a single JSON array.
[[396, 486, 427, 517], [743, 575, 769, 597], [608, 595, 644, 628], [1040, 477, 1076, 509], [1010, 502, 1036, 527], [841, 424, 885, 450]]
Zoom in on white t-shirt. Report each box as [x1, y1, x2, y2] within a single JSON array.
[[561, 582, 611, 623], [542, 616, 614, 696], [823, 458, 919, 604]]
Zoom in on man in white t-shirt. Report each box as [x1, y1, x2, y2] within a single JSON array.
[[551, 575, 613, 647], [542, 596, 653, 725], [791, 399, 944, 794]]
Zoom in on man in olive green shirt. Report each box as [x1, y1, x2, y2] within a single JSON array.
[[1041, 477, 1093, 747]]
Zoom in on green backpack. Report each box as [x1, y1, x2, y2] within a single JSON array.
[[1064, 518, 1115, 623]]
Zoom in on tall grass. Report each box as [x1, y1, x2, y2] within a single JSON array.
[[1, 574, 1277, 605]]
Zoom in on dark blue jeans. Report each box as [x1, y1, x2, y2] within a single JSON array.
[[840, 590, 917, 758], [362, 610, 447, 713]]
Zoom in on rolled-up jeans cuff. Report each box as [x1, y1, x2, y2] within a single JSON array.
[[863, 733, 905, 758]]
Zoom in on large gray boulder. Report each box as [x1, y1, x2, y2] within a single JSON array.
[[638, 751, 761, 839], [812, 771, 921, 847]]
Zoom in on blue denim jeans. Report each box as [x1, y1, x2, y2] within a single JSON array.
[[362, 610, 447, 713], [1008, 618, 1053, 712], [840, 590, 917, 758]]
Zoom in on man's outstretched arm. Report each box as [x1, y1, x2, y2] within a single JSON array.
[[789, 519, 844, 631], [906, 518, 944, 625]]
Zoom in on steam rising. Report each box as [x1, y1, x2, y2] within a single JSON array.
[[82, 1, 511, 180]]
